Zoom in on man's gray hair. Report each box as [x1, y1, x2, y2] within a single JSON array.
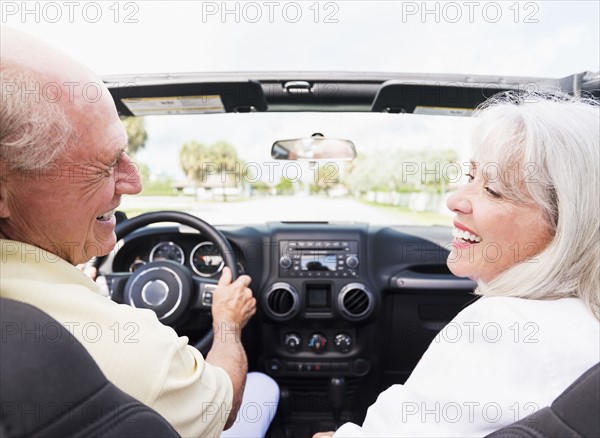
[[1, 62, 73, 172]]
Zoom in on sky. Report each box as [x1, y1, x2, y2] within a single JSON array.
[[2, 1, 599, 179], [3, 1, 598, 77]]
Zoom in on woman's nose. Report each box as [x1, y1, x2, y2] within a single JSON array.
[[446, 184, 472, 214]]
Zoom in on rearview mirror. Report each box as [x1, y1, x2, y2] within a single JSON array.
[[271, 133, 356, 161]]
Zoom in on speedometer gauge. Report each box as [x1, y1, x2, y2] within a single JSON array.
[[190, 242, 224, 277], [149, 242, 185, 264]]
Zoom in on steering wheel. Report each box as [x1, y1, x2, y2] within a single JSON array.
[[96, 211, 238, 355]]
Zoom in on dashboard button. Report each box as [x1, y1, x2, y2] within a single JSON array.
[[353, 358, 371, 375], [284, 333, 302, 352], [266, 358, 281, 374], [279, 255, 293, 269], [307, 333, 327, 352], [334, 333, 353, 353], [345, 255, 359, 268]]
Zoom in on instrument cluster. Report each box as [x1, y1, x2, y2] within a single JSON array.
[[126, 240, 230, 278]]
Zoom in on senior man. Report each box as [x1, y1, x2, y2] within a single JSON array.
[[0, 28, 277, 437]]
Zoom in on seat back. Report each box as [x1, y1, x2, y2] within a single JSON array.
[[486, 362, 600, 438], [0, 298, 180, 438]]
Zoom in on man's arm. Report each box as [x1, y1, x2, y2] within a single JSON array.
[[205, 267, 256, 429]]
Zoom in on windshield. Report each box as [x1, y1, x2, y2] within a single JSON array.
[[6, 1, 597, 226], [123, 112, 475, 225]]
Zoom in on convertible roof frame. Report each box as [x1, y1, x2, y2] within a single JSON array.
[[103, 71, 600, 115]]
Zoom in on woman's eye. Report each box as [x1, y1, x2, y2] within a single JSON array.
[[484, 186, 501, 198], [466, 173, 475, 183]]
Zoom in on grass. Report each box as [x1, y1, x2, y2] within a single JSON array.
[[360, 199, 453, 226]]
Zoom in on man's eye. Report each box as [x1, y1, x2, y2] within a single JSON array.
[[104, 163, 118, 177]]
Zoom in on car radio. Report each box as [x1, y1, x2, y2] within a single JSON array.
[[278, 240, 359, 278]]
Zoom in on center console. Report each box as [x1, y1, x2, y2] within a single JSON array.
[[259, 225, 378, 378]]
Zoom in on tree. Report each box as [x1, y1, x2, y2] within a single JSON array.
[[344, 152, 389, 195], [120, 117, 148, 156], [209, 141, 243, 201], [209, 141, 239, 172], [250, 181, 271, 196], [309, 162, 340, 196], [179, 140, 210, 185], [275, 177, 294, 195], [179, 140, 248, 201], [344, 148, 459, 197]]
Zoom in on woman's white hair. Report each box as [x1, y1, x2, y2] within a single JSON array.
[[0, 61, 73, 172], [472, 92, 599, 320]]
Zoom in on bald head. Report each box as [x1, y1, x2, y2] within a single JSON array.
[[1, 27, 119, 171], [1, 27, 96, 86]]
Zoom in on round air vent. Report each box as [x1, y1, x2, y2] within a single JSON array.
[[338, 283, 374, 320], [263, 282, 300, 321]]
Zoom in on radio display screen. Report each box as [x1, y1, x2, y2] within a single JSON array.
[[300, 254, 337, 271]]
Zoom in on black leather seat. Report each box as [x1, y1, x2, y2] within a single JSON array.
[[0, 298, 180, 438], [1, 297, 598, 438], [486, 362, 600, 438]]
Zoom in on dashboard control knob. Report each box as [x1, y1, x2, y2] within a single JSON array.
[[333, 333, 353, 353], [265, 358, 281, 374], [353, 358, 371, 376], [279, 255, 293, 269], [307, 333, 327, 353], [284, 333, 302, 352], [345, 255, 359, 269]]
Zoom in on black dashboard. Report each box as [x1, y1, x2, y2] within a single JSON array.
[[103, 221, 476, 391]]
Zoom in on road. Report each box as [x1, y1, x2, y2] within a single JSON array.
[[119, 195, 441, 225]]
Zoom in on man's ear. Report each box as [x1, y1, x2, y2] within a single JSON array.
[[0, 189, 10, 219], [0, 160, 12, 219]]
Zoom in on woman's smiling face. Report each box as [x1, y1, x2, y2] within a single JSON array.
[[446, 161, 554, 283]]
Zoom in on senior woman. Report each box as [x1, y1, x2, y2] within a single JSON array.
[[315, 93, 600, 437]]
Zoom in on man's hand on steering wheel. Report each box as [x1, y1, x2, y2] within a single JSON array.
[[92, 211, 249, 356], [212, 267, 256, 331]]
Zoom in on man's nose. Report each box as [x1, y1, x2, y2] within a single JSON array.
[[115, 154, 142, 195]]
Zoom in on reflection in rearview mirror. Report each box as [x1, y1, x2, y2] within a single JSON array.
[[271, 134, 357, 161]]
